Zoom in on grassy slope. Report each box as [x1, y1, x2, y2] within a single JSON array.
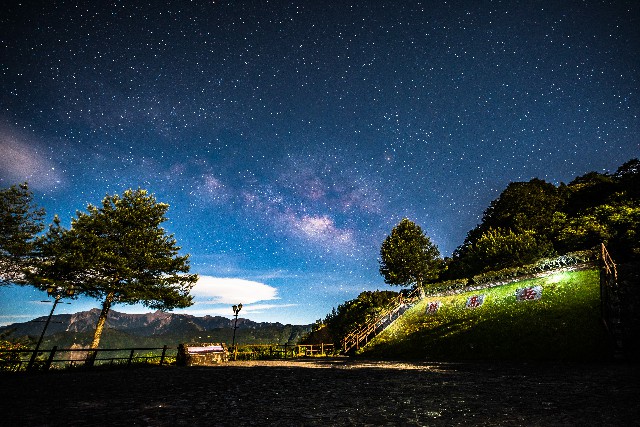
[[360, 269, 612, 361]]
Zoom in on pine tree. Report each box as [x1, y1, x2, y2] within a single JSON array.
[[0, 183, 45, 285], [379, 218, 442, 293], [33, 189, 197, 349]]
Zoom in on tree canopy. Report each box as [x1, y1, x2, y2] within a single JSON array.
[[0, 183, 45, 285], [379, 218, 442, 290], [32, 189, 198, 349], [446, 158, 640, 278]]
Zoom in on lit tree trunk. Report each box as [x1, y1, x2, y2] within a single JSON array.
[[90, 291, 115, 349], [416, 278, 425, 299]]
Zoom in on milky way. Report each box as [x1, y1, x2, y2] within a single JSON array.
[[1, 1, 638, 325]]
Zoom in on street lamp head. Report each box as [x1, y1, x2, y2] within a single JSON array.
[[46, 285, 75, 298], [232, 303, 243, 315]]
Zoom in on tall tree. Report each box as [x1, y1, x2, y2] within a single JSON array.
[[476, 178, 564, 238], [457, 227, 554, 274], [33, 189, 197, 349], [448, 178, 562, 278], [564, 171, 616, 216], [0, 183, 45, 285], [379, 218, 442, 293]]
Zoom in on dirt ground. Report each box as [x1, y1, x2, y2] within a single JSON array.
[[2, 358, 639, 426]]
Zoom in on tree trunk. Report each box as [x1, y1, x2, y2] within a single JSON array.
[[416, 279, 425, 299], [90, 291, 115, 349]]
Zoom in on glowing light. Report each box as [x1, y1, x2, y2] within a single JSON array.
[[546, 272, 568, 284]]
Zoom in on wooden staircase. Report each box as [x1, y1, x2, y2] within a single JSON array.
[[341, 287, 422, 354]]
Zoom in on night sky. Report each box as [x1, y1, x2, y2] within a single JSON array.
[[1, 1, 638, 326]]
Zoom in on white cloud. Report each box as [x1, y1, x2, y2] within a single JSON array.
[[241, 303, 297, 312], [190, 276, 279, 305], [0, 314, 35, 327], [176, 303, 297, 318], [0, 123, 64, 189]]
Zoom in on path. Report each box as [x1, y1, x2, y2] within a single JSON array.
[[2, 358, 638, 426]]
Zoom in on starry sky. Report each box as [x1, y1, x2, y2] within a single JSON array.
[[1, 1, 638, 326]]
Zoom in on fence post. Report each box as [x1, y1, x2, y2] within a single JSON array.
[[160, 345, 168, 365], [44, 346, 57, 371], [127, 349, 135, 366], [85, 350, 98, 368]]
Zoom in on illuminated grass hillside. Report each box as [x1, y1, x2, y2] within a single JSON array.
[[359, 269, 611, 361]]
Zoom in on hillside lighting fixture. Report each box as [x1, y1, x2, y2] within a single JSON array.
[[231, 303, 242, 359], [27, 286, 75, 371]]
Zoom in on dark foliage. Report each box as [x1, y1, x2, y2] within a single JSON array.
[[446, 158, 640, 278], [30, 189, 198, 349], [302, 290, 399, 347], [0, 183, 45, 285], [379, 218, 442, 288]]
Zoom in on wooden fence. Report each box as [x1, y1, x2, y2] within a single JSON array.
[[233, 343, 335, 360], [600, 243, 622, 353], [0, 343, 336, 371], [0, 346, 174, 372]]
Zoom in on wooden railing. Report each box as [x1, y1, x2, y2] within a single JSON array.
[[601, 243, 618, 282], [341, 287, 422, 354], [0, 346, 174, 372], [233, 343, 335, 360], [600, 243, 622, 353], [1, 343, 337, 371]]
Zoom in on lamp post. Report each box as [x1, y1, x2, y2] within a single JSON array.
[[27, 285, 74, 371], [231, 303, 242, 359]]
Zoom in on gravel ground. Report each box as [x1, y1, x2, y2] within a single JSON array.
[[2, 358, 639, 426]]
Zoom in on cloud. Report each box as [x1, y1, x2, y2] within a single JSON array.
[[0, 123, 64, 189], [176, 303, 298, 318], [190, 276, 279, 305], [0, 314, 36, 327]]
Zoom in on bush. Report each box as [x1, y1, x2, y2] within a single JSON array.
[[424, 248, 598, 296], [0, 340, 31, 372]]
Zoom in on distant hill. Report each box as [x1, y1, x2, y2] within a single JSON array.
[[0, 309, 312, 348]]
